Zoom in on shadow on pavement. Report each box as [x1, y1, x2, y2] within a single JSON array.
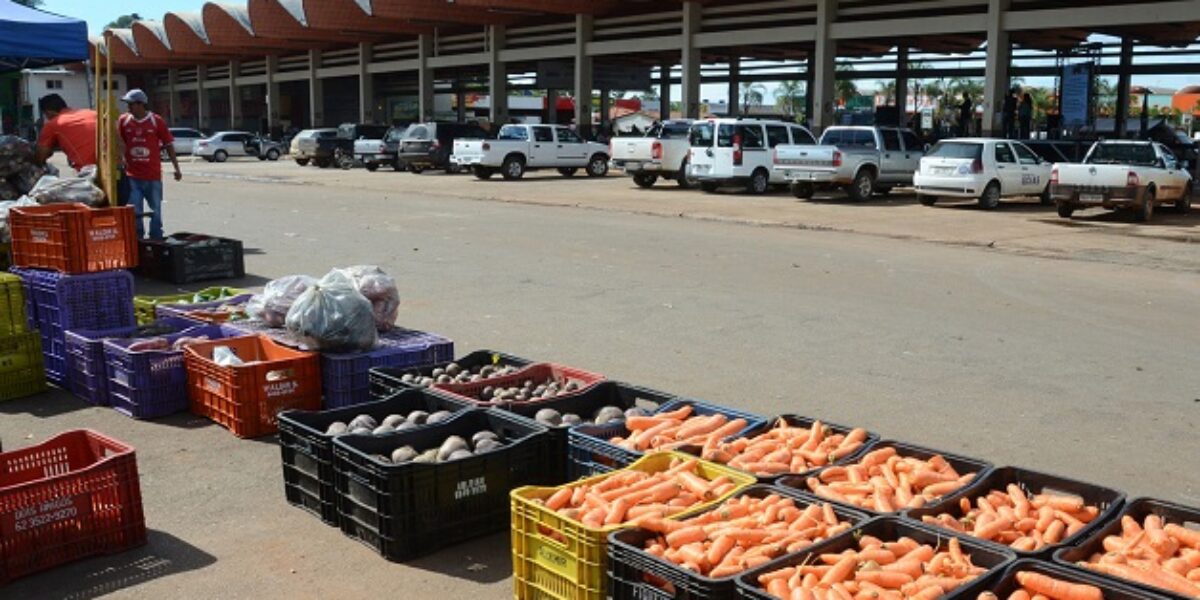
[[3, 529, 217, 599], [0, 387, 90, 419], [407, 530, 511, 585], [1035, 206, 1196, 228]]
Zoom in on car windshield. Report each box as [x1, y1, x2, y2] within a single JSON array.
[[650, 122, 692, 139], [689, 122, 714, 147], [498, 125, 529, 141], [1086, 143, 1157, 166], [927, 142, 982, 160]]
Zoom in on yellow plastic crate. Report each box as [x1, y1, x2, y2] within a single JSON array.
[[133, 287, 247, 325], [0, 273, 27, 337], [510, 451, 755, 600], [0, 332, 45, 401]]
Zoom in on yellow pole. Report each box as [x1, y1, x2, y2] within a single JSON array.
[[102, 33, 117, 206]]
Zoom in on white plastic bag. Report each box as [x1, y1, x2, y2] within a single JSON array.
[[0, 197, 37, 243], [337, 265, 400, 331], [213, 346, 245, 366], [285, 270, 378, 353], [246, 274, 317, 327], [26, 165, 105, 206]]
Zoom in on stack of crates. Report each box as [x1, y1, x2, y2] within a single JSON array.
[[0, 273, 44, 400]]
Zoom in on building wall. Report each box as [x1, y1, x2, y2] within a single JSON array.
[[21, 69, 128, 121]]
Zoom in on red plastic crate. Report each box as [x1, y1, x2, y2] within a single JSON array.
[[0, 429, 146, 584], [184, 334, 321, 438], [10, 204, 137, 274], [433, 362, 605, 406]]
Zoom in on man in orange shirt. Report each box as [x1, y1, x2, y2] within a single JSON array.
[[33, 94, 98, 172]]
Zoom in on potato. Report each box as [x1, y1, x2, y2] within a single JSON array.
[[394, 421, 418, 432], [594, 406, 625, 424], [349, 415, 377, 430], [406, 411, 429, 425], [437, 436, 469, 462], [413, 449, 438, 464], [350, 427, 372, 435], [372, 424, 394, 435], [400, 373, 415, 383], [432, 368, 445, 378], [326, 421, 349, 435], [446, 362, 462, 376], [445, 449, 474, 462], [372, 454, 391, 464], [391, 446, 418, 463], [474, 438, 503, 453], [564, 381, 580, 392], [437, 374, 452, 384], [427, 410, 453, 424], [472, 431, 499, 446], [381, 414, 406, 429], [624, 407, 651, 419], [561, 413, 583, 426], [535, 408, 562, 426]]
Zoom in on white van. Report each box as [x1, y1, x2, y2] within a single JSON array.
[[687, 118, 817, 194]]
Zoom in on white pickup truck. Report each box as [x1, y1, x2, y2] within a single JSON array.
[[609, 120, 694, 188], [452, 123, 610, 180], [774, 126, 925, 201], [1050, 140, 1192, 221]]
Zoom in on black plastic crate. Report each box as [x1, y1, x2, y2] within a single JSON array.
[[276, 389, 473, 526], [498, 380, 676, 485], [332, 408, 553, 561], [1055, 497, 1200, 600], [735, 517, 1016, 600], [608, 485, 872, 600], [368, 348, 535, 400], [137, 233, 245, 284], [906, 465, 1125, 559], [988, 559, 1172, 600], [778, 439, 993, 517]]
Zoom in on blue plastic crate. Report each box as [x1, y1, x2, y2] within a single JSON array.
[[566, 397, 768, 479], [64, 319, 197, 406], [321, 328, 454, 409], [103, 324, 235, 419]]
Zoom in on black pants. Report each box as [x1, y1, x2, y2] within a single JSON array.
[[116, 168, 130, 207]]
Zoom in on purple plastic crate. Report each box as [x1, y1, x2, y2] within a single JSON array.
[[10, 267, 136, 386], [64, 319, 199, 406], [103, 324, 235, 419], [321, 328, 454, 409], [154, 293, 253, 326]]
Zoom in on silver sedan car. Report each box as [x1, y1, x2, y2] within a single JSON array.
[[193, 131, 283, 163]]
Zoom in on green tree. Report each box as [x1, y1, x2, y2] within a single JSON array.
[[13, 0, 44, 7], [774, 80, 804, 116], [876, 81, 897, 105], [835, 64, 858, 106], [105, 13, 142, 30], [946, 77, 983, 103], [740, 81, 767, 109]]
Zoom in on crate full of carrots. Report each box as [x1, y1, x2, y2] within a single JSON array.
[[980, 559, 1173, 600], [692, 415, 878, 481]]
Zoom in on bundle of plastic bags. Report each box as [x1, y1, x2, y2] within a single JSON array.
[[246, 275, 317, 327], [336, 265, 400, 331], [25, 165, 104, 207], [285, 270, 378, 353]]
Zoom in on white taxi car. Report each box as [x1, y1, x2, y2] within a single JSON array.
[[914, 138, 1053, 209]]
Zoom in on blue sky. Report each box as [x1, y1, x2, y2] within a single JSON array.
[[41, 0, 199, 36]]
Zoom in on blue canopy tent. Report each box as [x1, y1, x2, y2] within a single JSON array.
[[0, 0, 88, 72]]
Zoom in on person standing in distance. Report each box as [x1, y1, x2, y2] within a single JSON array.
[[118, 89, 181, 240]]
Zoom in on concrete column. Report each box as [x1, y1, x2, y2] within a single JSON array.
[[167, 69, 181, 125], [359, 42, 375, 123], [659, 62, 672, 119], [265, 55, 281, 132], [728, 54, 740, 117], [680, 2, 701, 118], [895, 47, 909, 121], [457, 88, 467, 123], [547, 89, 558, 123], [982, 0, 1011, 136], [488, 25, 508, 125], [804, 56, 815, 127], [600, 89, 611, 128], [309, 49, 324, 127], [811, 0, 837, 131], [197, 65, 209, 130], [418, 35, 435, 122], [574, 14, 594, 137], [1114, 37, 1133, 138], [229, 60, 240, 131]]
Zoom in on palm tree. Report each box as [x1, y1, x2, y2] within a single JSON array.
[[740, 82, 768, 109], [876, 81, 897, 105], [835, 64, 858, 106], [774, 80, 805, 117], [946, 77, 983, 103]]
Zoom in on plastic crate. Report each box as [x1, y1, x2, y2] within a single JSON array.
[[9, 267, 136, 387], [9, 204, 137, 274], [607, 485, 872, 600], [136, 233, 245, 284], [64, 320, 193, 407], [567, 398, 768, 479], [988, 559, 1172, 600], [133, 287, 248, 325], [0, 242, 10, 272], [1055, 497, 1200, 600], [368, 349, 537, 400], [778, 439, 993, 516], [0, 332, 45, 401], [687, 414, 879, 483], [276, 388, 473, 526], [433, 361, 606, 406], [0, 273, 26, 336], [735, 517, 1016, 600], [105, 325, 235, 420], [0, 429, 146, 584], [153, 294, 253, 326], [498, 380, 679, 484], [321, 328, 454, 409], [333, 409, 553, 561], [906, 465, 1125, 559], [510, 451, 756, 600], [183, 334, 321, 438]]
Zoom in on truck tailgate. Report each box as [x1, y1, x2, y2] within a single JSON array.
[[1054, 164, 1129, 188], [774, 144, 838, 169], [610, 138, 657, 162], [453, 139, 486, 161]]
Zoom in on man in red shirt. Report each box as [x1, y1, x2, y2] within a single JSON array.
[[117, 89, 182, 240], [34, 94, 98, 171]]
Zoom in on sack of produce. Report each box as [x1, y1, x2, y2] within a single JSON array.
[[336, 265, 400, 331], [0, 179, 19, 201], [285, 270, 378, 353], [0, 136, 34, 177], [0, 197, 37, 243], [26, 165, 105, 206], [246, 274, 316, 327]]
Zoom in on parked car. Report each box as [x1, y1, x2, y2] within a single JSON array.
[[165, 127, 204, 158], [315, 123, 390, 169], [452, 123, 609, 180], [774, 125, 924, 200], [398, 122, 492, 174], [913, 138, 1054, 209], [610, 119, 694, 188], [193, 131, 283, 163], [1050, 140, 1192, 221], [687, 118, 817, 195], [291, 128, 338, 166], [353, 126, 408, 172]]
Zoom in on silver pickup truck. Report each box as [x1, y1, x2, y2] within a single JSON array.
[[774, 126, 925, 200]]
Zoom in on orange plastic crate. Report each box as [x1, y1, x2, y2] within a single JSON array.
[[184, 334, 321, 438], [10, 204, 137, 274]]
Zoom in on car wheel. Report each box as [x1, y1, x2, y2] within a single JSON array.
[[978, 181, 1001, 210], [266, 149, 280, 161], [633, 173, 658, 188], [791, 182, 814, 200], [295, 158, 309, 166], [1176, 183, 1192, 214], [473, 166, 494, 180], [393, 159, 404, 171], [586, 154, 609, 177], [213, 150, 228, 163], [1056, 201, 1075, 218], [676, 159, 694, 189], [918, 194, 937, 206], [258, 155, 267, 161], [501, 156, 525, 180], [700, 181, 720, 193], [746, 169, 770, 195], [365, 162, 379, 172], [557, 167, 578, 177], [847, 170, 874, 202], [335, 149, 353, 170], [1039, 184, 1053, 206], [1134, 187, 1154, 222], [315, 158, 332, 168]]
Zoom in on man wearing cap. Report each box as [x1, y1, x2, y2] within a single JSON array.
[[117, 89, 181, 240]]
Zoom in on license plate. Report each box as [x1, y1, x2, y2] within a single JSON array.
[[1080, 193, 1104, 202], [363, 155, 375, 161], [932, 167, 955, 175], [625, 162, 641, 170], [691, 165, 709, 174]]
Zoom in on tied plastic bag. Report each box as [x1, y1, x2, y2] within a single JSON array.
[[0, 197, 37, 243], [337, 265, 400, 331], [213, 346, 244, 367], [26, 165, 105, 206], [246, 274, 316, 327], [285, 270, 378, 353]]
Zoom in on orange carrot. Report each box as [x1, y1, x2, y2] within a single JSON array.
[[1015, 571, 1103, 600]]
